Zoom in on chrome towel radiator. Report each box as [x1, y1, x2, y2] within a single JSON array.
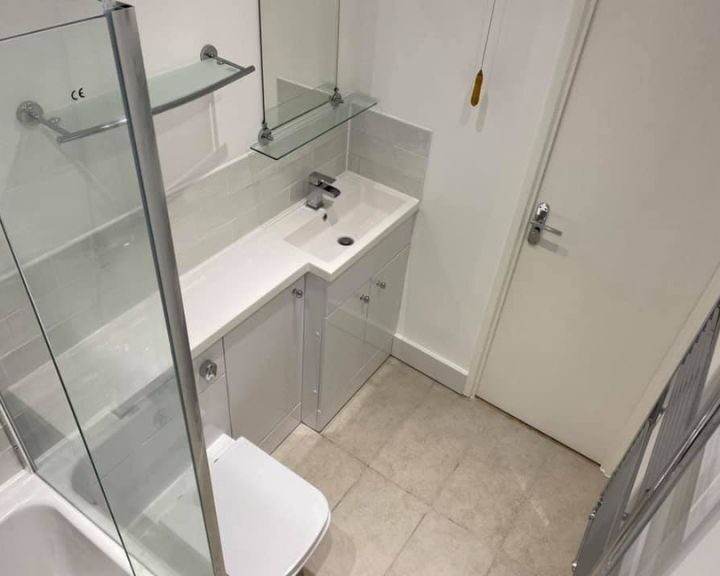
[[574, 301, 720, 576]]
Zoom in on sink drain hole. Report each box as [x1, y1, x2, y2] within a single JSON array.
[[338, 236, 355, 246]]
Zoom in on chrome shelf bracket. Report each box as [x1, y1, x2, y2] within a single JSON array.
[[258, 122, 274, 145], [329, 87, 344, 107], [16, 101, 73, 140]]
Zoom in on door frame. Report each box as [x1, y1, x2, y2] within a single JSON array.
[[465, 0, 601, 399], [466, 0, 720, 473]]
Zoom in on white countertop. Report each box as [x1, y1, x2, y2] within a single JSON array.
[[181, 171, 418, 356]]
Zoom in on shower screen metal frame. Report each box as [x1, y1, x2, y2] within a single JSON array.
[[105, 5, 227, 575]]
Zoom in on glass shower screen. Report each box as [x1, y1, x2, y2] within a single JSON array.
[[0, 7, 222, 576]]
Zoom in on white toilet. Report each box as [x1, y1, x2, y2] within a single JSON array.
[[208, 434, 330, 576]]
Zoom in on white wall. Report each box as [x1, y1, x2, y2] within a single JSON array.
[[132, 0, 263, 190], [0, 0, 100, 39], [666, 518, 720, 576], [340, 0, 575, 378]]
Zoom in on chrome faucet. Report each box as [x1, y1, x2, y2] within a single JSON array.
[[306, 171, 341, 210]]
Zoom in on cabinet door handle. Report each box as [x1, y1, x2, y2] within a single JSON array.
[[375, 281, 387, 289], [360, 294, 370, 303], [292, 288, 304, 298]]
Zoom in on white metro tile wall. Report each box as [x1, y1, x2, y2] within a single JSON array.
[[0, 249, 48, 391], [0, 214, 159, 396], [348, 110, 433, 200], [168, 124, 349, 273]]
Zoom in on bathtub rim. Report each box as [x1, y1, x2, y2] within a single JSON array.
[[0, 471, 136, 575]]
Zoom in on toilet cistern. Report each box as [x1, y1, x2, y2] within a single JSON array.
[[306, 171, 341, 210]]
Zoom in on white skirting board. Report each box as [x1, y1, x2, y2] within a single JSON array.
[[391, 334, 469, 395]]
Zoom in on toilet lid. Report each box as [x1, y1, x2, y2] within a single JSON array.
[[209, 436, 330, 576]]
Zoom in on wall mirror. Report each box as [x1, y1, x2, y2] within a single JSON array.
[[258, 0, 341, 138]]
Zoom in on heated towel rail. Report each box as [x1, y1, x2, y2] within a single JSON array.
[[574, 301, 720, 575]]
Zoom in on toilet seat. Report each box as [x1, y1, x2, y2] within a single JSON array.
[[209, 435, 330, 576]]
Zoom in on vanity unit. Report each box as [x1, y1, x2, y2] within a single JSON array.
[[188, 172, 417, 452], [301, 226, 411, 431]]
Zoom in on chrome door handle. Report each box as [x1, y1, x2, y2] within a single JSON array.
[[528, 202, 563, 245], [535, 222, 563, 236]]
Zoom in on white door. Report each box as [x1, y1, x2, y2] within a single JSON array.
[[479, 0, 720, 463]]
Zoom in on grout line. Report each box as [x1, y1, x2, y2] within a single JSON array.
[[382, 509, 429, 576], [365, 464, 431, 509], [329, 463, 368, 513]]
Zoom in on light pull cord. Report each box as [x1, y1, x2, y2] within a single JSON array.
[[471, 0, 498, 107]]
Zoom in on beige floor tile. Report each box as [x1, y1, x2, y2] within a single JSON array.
[[543, 441, 606, 497], [305, 468, 427, 576], [387, 511, 494, 576], [434, 404, 573, 548], [370, 384, 485, 503], [487, 552, 537, 576], [273, 424, 366, 509], [433, 402, 553, 546], [323, 358, 434, 464], [303, 357, 607, 576], [469, 405, 557, 492], [433, 446, 528, 548], [304, 523, 361, 576], [501, 468, 601, 576]]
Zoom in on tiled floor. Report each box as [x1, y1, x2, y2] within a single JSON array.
[[273, 357, 606, 576]]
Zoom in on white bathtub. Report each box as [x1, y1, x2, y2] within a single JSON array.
[[0, 472, 134, 576]]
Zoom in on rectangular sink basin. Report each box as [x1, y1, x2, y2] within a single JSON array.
[[284, 175, 406, 262]]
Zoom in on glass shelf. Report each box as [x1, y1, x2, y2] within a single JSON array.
[[18, 53, 255, 143], [251, 92, 377, 161], [151, 59, 253, 114]]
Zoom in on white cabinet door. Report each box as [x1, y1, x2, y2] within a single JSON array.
[[317, 281, 370, 428], [366, 248, 410, 358], [225, 279, 304, 446]]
